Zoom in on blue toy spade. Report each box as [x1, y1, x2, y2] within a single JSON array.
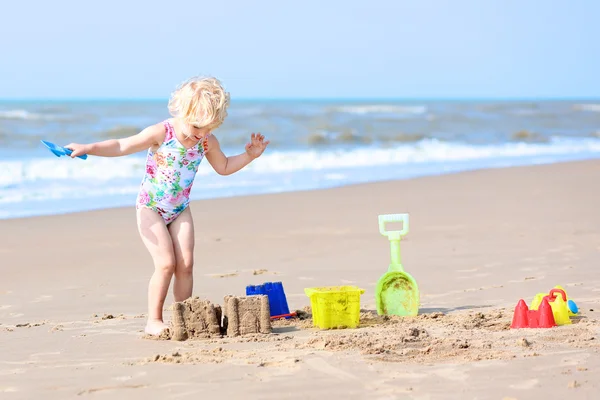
[[41, 140, 88, 160]]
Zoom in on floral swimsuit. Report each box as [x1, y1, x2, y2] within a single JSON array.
[[136, 120, 204, 224]]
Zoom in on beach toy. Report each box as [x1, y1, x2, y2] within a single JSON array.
[[511, 298, 556, 329], [41, 140, 88, 160], [555, 285, 579, 316], [568, 299, 578, 315], [545, 289, 571, 325], [375, 213, 419, 316], [531, 288, 574, 324], [531, 285, 578, 316], [304, 285, 364, 329], [246, 281, 296, 320]]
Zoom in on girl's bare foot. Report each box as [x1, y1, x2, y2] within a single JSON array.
[[145, 319, 169, 336]]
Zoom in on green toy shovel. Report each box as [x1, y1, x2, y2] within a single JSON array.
[[375, 213, 420, 316]]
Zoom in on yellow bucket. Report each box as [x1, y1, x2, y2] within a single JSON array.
[[304, 285, 365, 329], [531, 288, 571, 326]]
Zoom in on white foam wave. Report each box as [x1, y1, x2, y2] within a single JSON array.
[[2, 138, 600, 188], [0, 109, 62, 121], [248, 137, 600, 172], [1, 137, 600, 219], [332, 105, 427, 115], [574, 104, 600, 113]]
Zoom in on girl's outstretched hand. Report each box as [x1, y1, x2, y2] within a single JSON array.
[[65, 143, 90, 158], [245, 133, 270, 159]]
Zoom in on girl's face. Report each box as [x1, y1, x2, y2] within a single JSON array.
[[185, 123, 212, 142]]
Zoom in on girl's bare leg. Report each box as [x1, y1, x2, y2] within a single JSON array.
[[136, 207, 176, 335], [168, 207, 195, 302]]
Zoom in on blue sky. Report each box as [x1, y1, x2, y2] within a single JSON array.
[[1, 0, 599, 99]]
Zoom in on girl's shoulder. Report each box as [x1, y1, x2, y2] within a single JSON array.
[[162, 119, 175, 141], [143, 121, 169, 151]]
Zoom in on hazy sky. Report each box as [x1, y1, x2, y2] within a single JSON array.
[[1, 0, 598, 99]]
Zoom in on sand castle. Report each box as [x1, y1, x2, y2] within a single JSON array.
[[170, 295, 271, 341], [170, 297, 223, 341], [223, 294, 272, 336]]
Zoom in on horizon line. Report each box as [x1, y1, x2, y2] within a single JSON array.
[[1, 96, 599, 102]]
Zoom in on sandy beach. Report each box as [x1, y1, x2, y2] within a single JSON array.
[[1, 159, 599, 399]]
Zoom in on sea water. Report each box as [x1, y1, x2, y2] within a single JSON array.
[[1, 99, 600, 219]]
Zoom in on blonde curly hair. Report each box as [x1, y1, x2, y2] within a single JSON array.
[[168, 76, 230, 130]]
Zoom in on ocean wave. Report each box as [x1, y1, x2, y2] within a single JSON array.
[[305, 130, 373, 145], [329, 105, 427, 115], [100, 125, 142, 138], [477, 103, 539, 113], [304, 130, 426, 145], [0, 156, 148, 188], [573, 104, 600, 113], [2, 137, 600, 188], [510, 130, 549, 142], [0, 109, 67, 121], [249, 138, 600, 173], [0, 130, 46, 145], [2, 137, 600, 218]]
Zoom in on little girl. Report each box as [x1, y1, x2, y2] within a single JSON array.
[[65, 76, 270, 336]]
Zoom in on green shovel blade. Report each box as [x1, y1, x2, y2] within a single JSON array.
[[376, 271, 419, 316]]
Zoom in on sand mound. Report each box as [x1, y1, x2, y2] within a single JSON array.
[[290, 308, 599, 364], [138, 307, 599, 366]]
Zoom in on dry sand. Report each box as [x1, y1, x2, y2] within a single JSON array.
[[1, 160, 599, 399]]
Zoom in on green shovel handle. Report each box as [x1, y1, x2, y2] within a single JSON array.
[[378, 213, 409, 271], [378, 213, 409, 240]]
